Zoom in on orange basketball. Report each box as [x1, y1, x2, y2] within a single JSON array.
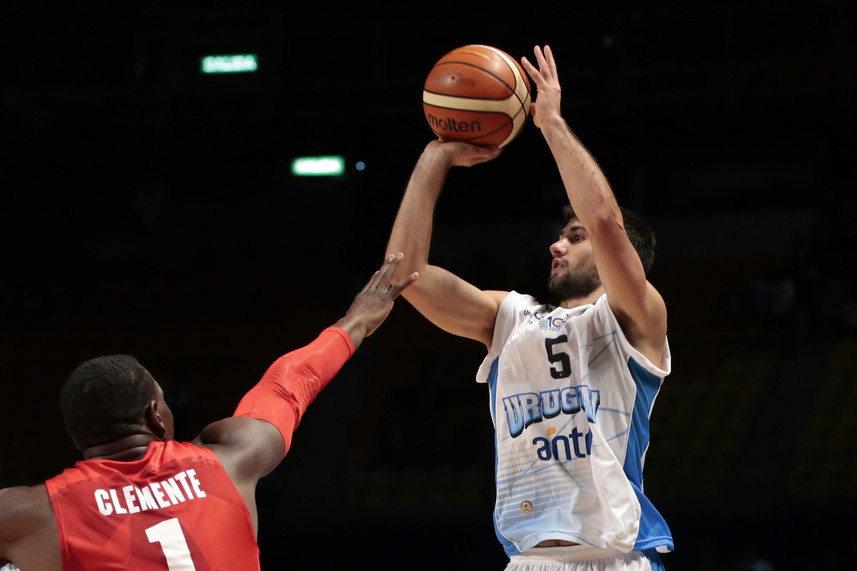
[[423, 44, 532, 147]]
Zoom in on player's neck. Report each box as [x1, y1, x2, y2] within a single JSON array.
[[559, 290, 603, 310], [82, 434, 161, 461]]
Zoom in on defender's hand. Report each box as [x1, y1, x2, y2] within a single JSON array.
[[336, 253, 419, 343]]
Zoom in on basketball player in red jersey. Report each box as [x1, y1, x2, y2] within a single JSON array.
[[0, 253, 417, 570]]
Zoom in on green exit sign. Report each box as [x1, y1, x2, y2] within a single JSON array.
[[201, 54, 259, 74]]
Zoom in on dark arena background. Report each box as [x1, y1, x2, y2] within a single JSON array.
[[2, 1, 855, 569]]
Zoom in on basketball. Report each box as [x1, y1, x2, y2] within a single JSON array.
[[423, 44, 532, 147]]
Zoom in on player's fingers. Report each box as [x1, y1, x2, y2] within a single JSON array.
[[376, 252, 402, 290], [520, 56, 544, 86], [388, 272, 419, 299], [363, 253, 394, 291], [533, 45, 547, 70], [362, 270, 382, 294], [543, 45, 558, 77]]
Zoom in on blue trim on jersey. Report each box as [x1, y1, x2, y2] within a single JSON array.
[[487, 357, 499, 428], [643, 547, 666, 571], [486, 357, 521, 557], [626, 357, 674, 552]]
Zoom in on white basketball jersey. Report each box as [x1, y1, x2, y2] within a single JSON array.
[[476, 292, 674, 556]]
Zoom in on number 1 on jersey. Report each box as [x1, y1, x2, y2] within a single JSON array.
[[146, 518, 197, 570]]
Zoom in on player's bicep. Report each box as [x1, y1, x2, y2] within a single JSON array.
[[590, 219, 653, 318], [0, 485, 53, 556], [0, 488, 30, 546], [592, 229, 667, 365], [402, 264, 507, 347], [195, 417, 284, 482]]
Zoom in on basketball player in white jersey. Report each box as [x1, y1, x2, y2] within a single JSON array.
[[385, 45, 674, 570]]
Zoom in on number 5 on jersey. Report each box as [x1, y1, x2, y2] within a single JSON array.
[[545, 335, 571, 379]]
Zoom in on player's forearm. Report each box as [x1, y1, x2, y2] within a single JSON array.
[[233, 327, 354, 455], [540, 115, 621, 229], [331, 312, 374, 351], [386, 147, 451, 279]]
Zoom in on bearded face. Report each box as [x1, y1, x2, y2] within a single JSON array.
[[547, 258, 601, 302]]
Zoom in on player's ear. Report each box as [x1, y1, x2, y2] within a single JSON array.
[[145, 400, 168, 439]]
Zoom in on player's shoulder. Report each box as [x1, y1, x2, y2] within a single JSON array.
[[0, 482, 48, 504], [0, 483, 52, 529], [501, 290, 537, 306], [498, 291, 563, 326]]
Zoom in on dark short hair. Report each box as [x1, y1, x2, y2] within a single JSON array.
[[564, 205, 656, 274], [60, 355, 155, 448]]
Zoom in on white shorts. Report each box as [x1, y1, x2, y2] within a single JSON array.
[[504, 545, 663, 571]]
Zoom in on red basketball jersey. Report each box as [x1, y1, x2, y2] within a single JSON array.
[[45, 440, 259, 570]]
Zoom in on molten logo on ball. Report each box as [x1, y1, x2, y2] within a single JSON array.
[[423, 44, 531, 147], [425, 114, 483, 136]]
